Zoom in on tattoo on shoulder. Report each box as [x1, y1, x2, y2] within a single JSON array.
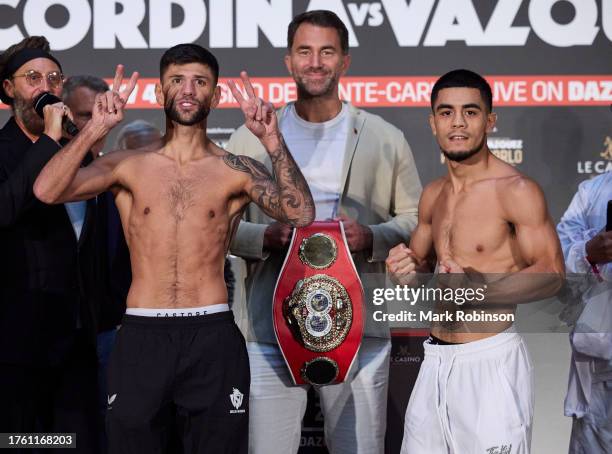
[[223, 153, 270, 179], [223, 153, 249, 172]]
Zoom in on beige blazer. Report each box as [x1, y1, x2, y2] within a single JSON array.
[[228, 102, 422, 343]]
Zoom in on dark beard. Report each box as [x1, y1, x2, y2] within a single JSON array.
[[13, 94, 44, 136], [164, 98, 209, 126], [441, 136, 486, 162]]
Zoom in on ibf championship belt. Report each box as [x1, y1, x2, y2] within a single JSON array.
[[273, 221, 364, 386]]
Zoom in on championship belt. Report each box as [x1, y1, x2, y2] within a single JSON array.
[[273, 221, 364, 386]]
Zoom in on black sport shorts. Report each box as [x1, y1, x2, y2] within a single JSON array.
[[106, 311, 249, 454]]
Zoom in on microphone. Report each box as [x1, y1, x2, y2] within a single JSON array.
[[33, 92, 79, 136]]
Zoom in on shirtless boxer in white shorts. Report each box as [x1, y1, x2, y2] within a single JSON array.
[[386, 69, 565, 454]]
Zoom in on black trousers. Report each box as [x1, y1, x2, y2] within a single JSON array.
[[106, 311, 249, 454], [0, 333, 99, 454]]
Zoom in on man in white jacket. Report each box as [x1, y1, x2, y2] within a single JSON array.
[[227, 10, 421, 454], [557, 170, 612, 454]]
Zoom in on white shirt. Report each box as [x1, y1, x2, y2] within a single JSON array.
[[556, 171, 612, 418], [280, 103, 349, 220], [557, 171, 612, 276]]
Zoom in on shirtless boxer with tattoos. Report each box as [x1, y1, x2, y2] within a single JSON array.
[[34, 44, 314, 454], [386, 69, 564, 454]]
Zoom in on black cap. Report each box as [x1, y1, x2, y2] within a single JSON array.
[[0, 47, 63, 105]]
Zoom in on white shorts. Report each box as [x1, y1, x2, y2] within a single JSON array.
[[401, 329, 534, 454]]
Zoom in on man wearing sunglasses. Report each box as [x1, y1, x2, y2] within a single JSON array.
[[0, 36, 100, 453]]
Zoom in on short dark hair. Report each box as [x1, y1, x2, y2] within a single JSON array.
[[431, 69, 493, 112], [159, 44, 219, 83], [287, 10, 349, 54], [115, 120, 161, 150], [63, 75, 108, 100]]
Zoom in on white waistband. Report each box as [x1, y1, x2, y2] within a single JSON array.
[[125, 304, 230, 317], [423, 325, 521, 361]]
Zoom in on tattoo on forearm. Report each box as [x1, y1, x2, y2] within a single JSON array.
[[223, 136, 314, 226]]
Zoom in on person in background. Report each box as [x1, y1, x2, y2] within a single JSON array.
[[0, 36, 99, 453], [63, 74, 114, 452], [63, 74, 133, 453], [113, 119, 163, 152], [63, 75, 110, 158], [557, 171, 612, 454], [227, 10, 421, 454]]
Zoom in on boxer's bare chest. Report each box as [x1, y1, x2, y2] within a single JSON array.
[[118, 155, 244, 238], [431, 181, 514, 268]]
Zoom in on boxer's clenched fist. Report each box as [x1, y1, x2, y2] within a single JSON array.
[[386, 243, 422, 286]]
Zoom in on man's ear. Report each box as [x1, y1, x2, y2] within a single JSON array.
[[429, 113, 436, 136], [340, 53, 351, 77], [284, 54, 293, 78], [3, 79, 15, 100], [486, 111, 497, 133], [210, 85, 221, 109], [155, 82, 164, 107]]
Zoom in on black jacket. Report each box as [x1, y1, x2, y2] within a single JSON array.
[[0, 117, 99, 366], [96, 190, 129, 332]]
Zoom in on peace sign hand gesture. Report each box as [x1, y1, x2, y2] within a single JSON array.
[[228, 71, 279, 149], [92, 64, 139, 133]]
